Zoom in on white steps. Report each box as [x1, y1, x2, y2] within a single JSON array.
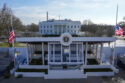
[[44, 70, 87, 79]]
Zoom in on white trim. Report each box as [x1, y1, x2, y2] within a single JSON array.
[[16, 37, 116, 42], [48, 62, 83, 65], [19, 65, 48, 69], [84, 65, 111, 69], [86, 72, 114, 76]]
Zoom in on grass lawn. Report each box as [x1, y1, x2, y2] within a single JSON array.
[[0, 42, 26, 47]]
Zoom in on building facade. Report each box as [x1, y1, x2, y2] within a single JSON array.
[[14, 33, 119, 79], [39, 19, 81, 35]]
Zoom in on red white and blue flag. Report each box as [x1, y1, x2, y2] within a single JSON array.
[[8, 26, 15, 44], [115, 24, 123, 36]]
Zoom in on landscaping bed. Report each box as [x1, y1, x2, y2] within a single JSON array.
[[16, 69, 48, 74], [87, 59, 99, 65], [84, 68, 114, 76], [30, 58, 42, 65], [84, 68, 113, 74]]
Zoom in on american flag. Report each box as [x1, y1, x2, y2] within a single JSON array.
[[8, 26, 15, 44], [115, 24, 123, 36]]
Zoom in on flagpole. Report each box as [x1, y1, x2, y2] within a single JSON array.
[[10, 12, 16, 67], [115, 4, 118, 36], [116, 4, 118, 26], [115, 4, 118, 67], [10, 12, 14, 47]]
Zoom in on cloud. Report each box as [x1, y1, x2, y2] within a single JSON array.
[[7, 0, 125, 25], [13, 6, 59, 25]]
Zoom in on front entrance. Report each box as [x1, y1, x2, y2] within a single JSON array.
[[48, 43, 84, 64], [62, 46, 70, 62]]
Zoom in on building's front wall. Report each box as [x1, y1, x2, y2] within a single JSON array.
[[48, 43, 84, 65], [15, 34, 119, 78], [39, 20, 81, 35]]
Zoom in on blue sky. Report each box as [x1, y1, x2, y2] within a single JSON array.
[[0, 0, 125, 25]]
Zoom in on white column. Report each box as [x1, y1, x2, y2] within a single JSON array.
[[54, 44, 55, 62], [29, 44, 31, 62], [85, 42, 88, 65], [52, 44, 54, 62], [61, 44, 63, 62], [77, 44, 79, 62], [62, 25, 63, 33], [112, 42, 116, 66], [96, 44, 98, 59], [48, 43, 50, 64], [42, 43, 44, 65], [100, 43, 103, 64], [26, 43, 29, 64], [108, 42, 110, 47], [82, 43, 84, 64], [69, 45, 71, 62]]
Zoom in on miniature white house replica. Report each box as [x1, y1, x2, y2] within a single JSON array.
[[14, 20, 118, 79]]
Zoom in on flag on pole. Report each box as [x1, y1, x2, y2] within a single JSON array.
[[8, 26, 15, 44], [115, 24, 123, 36]]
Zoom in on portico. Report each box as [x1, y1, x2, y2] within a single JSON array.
[[15, 33, 118, 78]]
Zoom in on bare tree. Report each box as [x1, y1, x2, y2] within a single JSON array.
[[0, 4, 25, 38]]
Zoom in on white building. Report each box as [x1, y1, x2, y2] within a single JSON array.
[[39, 19, 81, 35], [14, 33, 119, 79]]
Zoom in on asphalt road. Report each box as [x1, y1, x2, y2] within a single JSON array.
[[0, 67, 125, 83]]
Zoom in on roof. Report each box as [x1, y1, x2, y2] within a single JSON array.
[[16, 37, 116, 43]]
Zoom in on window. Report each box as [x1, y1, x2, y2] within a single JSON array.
[[50, 25, 52, 28], [41, 30, 42, 33], [67, 26, 69, 28], [44, 26, 46, 28], [74, 25, 76, 28], [71, 26, 73, 28]]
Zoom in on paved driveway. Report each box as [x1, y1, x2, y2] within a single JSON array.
[[0, 67, 125, 83]]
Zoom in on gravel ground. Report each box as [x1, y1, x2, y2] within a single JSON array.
[[0, 67, 125, 83]]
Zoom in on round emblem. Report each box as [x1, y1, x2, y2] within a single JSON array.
[[60, 33, 72, 46]]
